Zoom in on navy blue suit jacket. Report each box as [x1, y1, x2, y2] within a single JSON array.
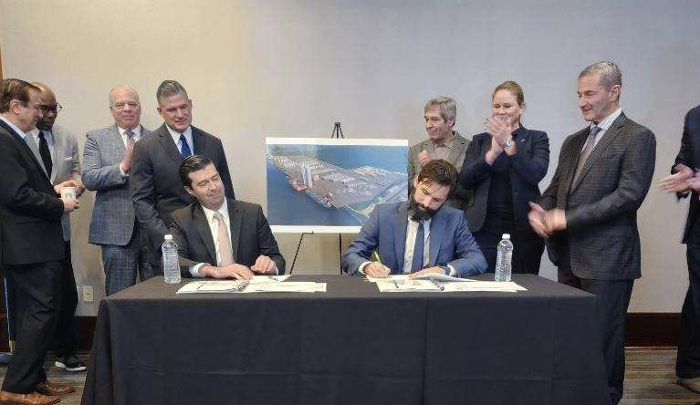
[[459, 127, 549, 233], [341, 201, 487, 277]]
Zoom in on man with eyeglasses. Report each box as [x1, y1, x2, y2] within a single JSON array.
[[83, 85, 154, 297], [131, 80, 234, 271], [26, 82, 86, 374]]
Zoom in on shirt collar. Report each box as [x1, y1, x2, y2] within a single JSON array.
[[0, 116, 29, 140], [166, 124, 192, 142], [592, 107, 622, 131], [432, 131, 456, 149], [117, 125, 141, 138], [29, 127, 53, 143], [201, 199, 229, 224]]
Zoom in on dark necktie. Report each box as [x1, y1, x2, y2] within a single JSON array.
[[179, 133, 192, 157], [38, 131, 53, 177], [411, 222, 425, 272], [573, 126, 601, 182]]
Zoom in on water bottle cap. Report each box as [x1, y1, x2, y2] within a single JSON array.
[[502, 233, 511, 239], [164, 234, 173, 240]]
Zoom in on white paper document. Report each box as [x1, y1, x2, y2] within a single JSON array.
[[176, 280, 249, 294], [441, 281, 527, 293], [243, 281, 326, 293], [366, 274, 475, 283], [249, 275, 290, 284], [375, 279, 444, 292]]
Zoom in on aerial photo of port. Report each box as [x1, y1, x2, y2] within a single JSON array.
[[266, 139, 408, 228]]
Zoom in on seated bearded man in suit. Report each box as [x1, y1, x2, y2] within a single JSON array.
[[168, 155, 285, 279], [342, 159, 487, 278]]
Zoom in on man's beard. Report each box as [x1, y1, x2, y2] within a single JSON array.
[[408, 195, 438, 222]]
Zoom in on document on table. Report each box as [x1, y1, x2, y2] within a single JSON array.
[[375, 279, 444, 292], [243, 282, 326, 293], [177, 280, 250, 294], [249, 275, 290, 284], [366, 274, 475, 283], [441, 281, 527, 293]]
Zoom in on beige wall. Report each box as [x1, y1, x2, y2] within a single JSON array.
[[1, 0, 699, 315]]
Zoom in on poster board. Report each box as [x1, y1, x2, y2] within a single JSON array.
[[266, 138, 408, 233]]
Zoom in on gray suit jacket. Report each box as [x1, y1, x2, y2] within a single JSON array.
[[26, 124, 82, 241], [539, 113, 656, 280], [83, 124, 151, 246], [131, 124, 235, 258], [408, 131, 471, 211]]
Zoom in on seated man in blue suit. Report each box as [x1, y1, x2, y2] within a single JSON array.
[[342, 159, 487, 278]]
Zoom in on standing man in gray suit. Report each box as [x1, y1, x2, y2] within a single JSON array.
[[83, 85, 153, 296], [25, 82, 87, 373], [528, 61, 656, 404], [408, 96, 470, 211], [131, 80, 234, 270]]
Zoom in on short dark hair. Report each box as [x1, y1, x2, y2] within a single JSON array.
[[156, 80, 188, 105], [416, 159, 458, 194], [0, 79, 40, 113], [179, 155, 214, 187]]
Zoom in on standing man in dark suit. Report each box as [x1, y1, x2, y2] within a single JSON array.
[[528, 61, 656, 404], [168, 155, 284, 279], [84, 85, 154, 296], [659, 104, 700, 394], [25, 82, 86, 373], [131, 80, 235, 270], [408, 96, 471, 211], [0, 79, 78, 405]]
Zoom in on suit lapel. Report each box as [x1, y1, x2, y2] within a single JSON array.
[[50, 129, 64, 183], [110, 125, 127, 154], [157, 124, 184, 165], [428, 211, 444, 267], [564, 128, 591, 197], [570, 114, 627, 193], [24, 130, 49, 177], [227, 200, 242, 262], [393, 202, 408, 272], [446, 134, 467, 166], [0, 120, 51, 183], [193, 204, 217, 264]]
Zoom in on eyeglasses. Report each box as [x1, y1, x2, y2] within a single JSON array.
[[40, 103, 63, 114]]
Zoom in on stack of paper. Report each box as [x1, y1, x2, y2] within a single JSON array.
[[375, 279, 444, 292], [441, 281, 526, 293], [243, 281, 326, 293], [177, 280, 250, 294]]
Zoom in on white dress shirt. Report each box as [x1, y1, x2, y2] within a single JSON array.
[[166, 125, 193, 156], [190, 200, 232, 277]]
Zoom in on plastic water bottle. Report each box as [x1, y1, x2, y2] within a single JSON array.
[[162, 234, 181, 284], [494, 233, 513, 282]]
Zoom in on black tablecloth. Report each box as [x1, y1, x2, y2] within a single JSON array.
[[81, 274, 611, 405]]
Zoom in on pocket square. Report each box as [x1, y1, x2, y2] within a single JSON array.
[[64, 156, 73, 161]]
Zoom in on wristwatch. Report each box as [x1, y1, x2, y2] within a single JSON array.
[[503, 138, 514, 150], [440, 265, 450, 275]]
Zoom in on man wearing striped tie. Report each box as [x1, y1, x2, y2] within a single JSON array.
[[168, 155, 284, 279], [131, 80, 235, 271]]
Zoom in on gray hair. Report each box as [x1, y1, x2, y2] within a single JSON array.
[[108, 84, 140, 107], [156, 80, 188, 104], [424, 96, 456, 122], [579, 61, 622, 90]]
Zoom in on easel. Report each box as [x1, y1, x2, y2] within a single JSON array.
[[288, 122, 346, 275]]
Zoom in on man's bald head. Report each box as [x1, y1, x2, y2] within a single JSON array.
[[31, 81, 59, 131]]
